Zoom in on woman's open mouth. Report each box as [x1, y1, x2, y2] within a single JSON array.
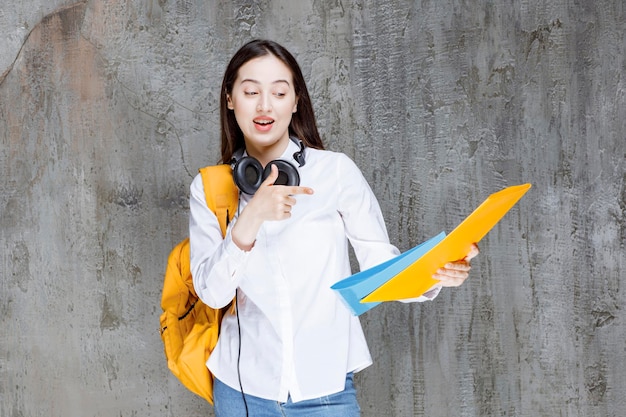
[[254, 117, 275, 131]]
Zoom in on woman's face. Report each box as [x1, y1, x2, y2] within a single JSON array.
[[227, 54, 298, 165]]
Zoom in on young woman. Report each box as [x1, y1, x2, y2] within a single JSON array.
[[189, 39, 479, 417]]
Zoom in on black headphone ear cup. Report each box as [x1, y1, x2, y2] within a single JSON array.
[[233, 157, 264, 195], [262, 160, 300, 187]]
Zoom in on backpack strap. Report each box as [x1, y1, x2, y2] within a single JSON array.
[[199, 164, 238, 237], [199, 164, 238, 316]]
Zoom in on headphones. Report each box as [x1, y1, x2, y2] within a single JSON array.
[[230, 137, 306, 195]]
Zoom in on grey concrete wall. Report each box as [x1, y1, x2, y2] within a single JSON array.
[[1, 0, 624, 416]]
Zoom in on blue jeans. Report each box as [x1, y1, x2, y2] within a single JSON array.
[[213, 373, 361, 417]]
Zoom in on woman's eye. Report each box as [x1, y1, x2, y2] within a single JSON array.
[[274, 92, 286, 97], [244, 91, 258, 96]]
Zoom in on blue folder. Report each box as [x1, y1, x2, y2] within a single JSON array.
[[331, 231, 446, 315]]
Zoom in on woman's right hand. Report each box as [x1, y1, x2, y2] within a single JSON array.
[[231, 164, 314, 251]]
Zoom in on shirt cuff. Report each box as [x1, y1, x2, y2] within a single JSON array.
[[223, 232, 250, 272], [396, 284, 442, 303]]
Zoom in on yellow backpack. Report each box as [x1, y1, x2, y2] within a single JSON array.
[[159, 164, 238, 404]]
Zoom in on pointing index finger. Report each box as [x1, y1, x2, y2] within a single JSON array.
[[286, 185, 314, 195]]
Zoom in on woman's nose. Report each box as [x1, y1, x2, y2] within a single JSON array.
[[256, 93, 272, 112]]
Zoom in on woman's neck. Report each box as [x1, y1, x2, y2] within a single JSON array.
[[244, 136, 290, 167]]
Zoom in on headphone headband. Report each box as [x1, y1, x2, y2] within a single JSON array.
[[230, 137, 305, 166]]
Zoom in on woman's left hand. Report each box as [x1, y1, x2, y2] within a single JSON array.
[[432, 243, 480, 287]]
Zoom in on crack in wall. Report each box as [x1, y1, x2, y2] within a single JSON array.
[[2, 0, 197, 178], [0, 1, 88, 88]]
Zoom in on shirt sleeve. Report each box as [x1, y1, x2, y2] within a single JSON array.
[[336, 154, 439, 303], [335, 154, 400, 270], [189, 173, 249, 308]]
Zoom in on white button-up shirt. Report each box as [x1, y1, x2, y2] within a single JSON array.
[[190, 140, 438, 403]]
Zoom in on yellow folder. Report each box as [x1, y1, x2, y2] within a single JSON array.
[[361, 183, 532, 303]]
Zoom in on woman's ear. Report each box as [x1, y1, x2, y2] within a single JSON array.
[[227, 94, 234, 110], [292, 97, 298, 113]]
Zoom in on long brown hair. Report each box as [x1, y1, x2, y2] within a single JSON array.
[[219, 39, 324, 163]]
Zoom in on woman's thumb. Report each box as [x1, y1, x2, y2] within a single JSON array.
[[262, 163, 279, 186]]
